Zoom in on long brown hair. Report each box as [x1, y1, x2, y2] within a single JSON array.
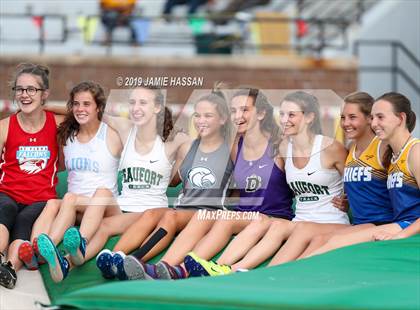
[[376, 92, 416, 168], [57, 81, 106, 146]]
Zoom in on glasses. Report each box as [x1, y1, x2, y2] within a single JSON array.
[[12, 86, 44, 96]]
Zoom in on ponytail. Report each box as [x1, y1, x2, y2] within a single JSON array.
[[158, 106, 174, 142]]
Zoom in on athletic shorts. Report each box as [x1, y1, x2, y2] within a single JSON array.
[[396, 220, 413, 230], [0, 192, 47, 242]]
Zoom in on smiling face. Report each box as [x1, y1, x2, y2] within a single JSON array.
[[193, 100, 225, 139], [128, 88, 161, 127], [340, 103, 372, 140], [230, 95, 260, 135], [14, 73, 48, 114], [72, 91, 99, 125], [371, 99, 402, 141], [278, 100, 308, 137]]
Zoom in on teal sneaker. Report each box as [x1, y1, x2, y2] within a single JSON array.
[[63, 227, 86, 266], [37, 234, 69, 282]]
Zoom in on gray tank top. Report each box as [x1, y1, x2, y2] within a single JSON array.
[[175, 139, 233, 210]]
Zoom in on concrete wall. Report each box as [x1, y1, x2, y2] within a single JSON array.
[[0, 54, 357, 104], [357, 0, 420, 137]]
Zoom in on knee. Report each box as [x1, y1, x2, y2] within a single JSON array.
[[93, 187, 113, 197], [268, 221, 291, 239], [159, 210, 176, 230], [44, 199, 61, 215], [62, 192, 77, 205], [141, 209, 161, 222], [310, 234, 329, 245], [246, 218, 271, 235], [269, 220, 286, 232], [211, 219, 234, 234], [293, 222, 315, 236]]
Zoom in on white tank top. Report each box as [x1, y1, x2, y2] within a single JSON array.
[[117, 127, 173, 212], [285, 135, 349, 224], [64, 122, 119, 198]]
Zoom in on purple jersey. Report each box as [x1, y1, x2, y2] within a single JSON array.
[[233, 137, 294, 219]]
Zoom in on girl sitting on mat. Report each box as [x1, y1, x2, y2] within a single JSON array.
[[277, 91, 394, 259], [97, 88, 235, 280], [305, 92, 419, 256], [0, 63, 64, 289], [134, 87, 295, 280], [36, 86, 190, 282], [185, 90, 350, 276], [35, 81, 123, 282]]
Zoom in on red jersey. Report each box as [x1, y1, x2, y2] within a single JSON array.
[[0, 111, 58, 204]]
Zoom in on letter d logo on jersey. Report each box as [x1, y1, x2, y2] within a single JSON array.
[[188, 166, 216, 189], [16, 146, 50, 174], [245, 174, 262, 192]]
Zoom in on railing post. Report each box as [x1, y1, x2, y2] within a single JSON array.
[[391, 41, 398, 92], [39, 15, 45, 54], [353, 40, 359, 57], [317, 21, 325, 57]]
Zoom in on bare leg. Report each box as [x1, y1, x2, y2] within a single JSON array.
[[161, 211, 216, 265], [31, 199, 61, 241], [79, 188, 121, 241], [308, 223, 402, 257], [48, 193, 89, 244], [0, 224, 10, 254], [298, 223, 375, 259], [231, 219, 293, 271], [269, 222, 348, 266], [217, 215, 272, 265], [113, 208, 168, 254], [298, 233, 332, 259], [7, 240, 24, 271], [141, 209, 195, 262], [83, 212, 143, 261], [193, 213, 251, 260]]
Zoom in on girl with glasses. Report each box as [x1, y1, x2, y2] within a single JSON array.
[[0, 63, 65, 289]]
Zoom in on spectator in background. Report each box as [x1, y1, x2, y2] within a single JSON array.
[[100, 0, 137, 45], [163, 0, 210, 18]]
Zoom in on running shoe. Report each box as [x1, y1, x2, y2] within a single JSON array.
[[63, 227, 86, 266], [18, 241, 38, 270], [155, 261, 187, 280], [37, 234, 69, 283], [0, 253, 17, 289], [96, 249, 116, 279], [32, 237, 46, 264], [123, 255, 157, 280], [112, 251, 127, 280], [184, 252, 232, 277]]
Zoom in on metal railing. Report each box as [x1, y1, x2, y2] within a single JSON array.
[[354, 40, 420, 95], [0, 13, 68, 53], [0, 12, 353, 56]]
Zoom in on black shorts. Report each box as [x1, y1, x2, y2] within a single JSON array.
[[0, 192, 47, 242]]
